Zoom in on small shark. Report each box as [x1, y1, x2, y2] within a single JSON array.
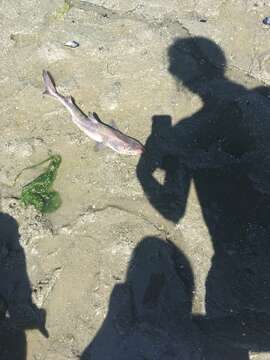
[[42, 70, 144, 155]]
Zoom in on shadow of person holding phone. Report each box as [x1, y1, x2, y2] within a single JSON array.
[[137, 37, 270, 359], [0, 212, 48, 360]]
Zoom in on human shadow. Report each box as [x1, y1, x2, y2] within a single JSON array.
[[0, 212, 48, 360], [137, 37, 270, 358], [81, 236, 203, 360]]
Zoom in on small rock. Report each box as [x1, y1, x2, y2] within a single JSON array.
[[64, 40, 80, 48], [263, 17, 270, 25]]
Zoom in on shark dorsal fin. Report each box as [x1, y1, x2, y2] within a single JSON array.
[[88, 112, 99, 123]]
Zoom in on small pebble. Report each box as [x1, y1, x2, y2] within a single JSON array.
[[263, 17, 270, 25], [64, 40, 80, 48]]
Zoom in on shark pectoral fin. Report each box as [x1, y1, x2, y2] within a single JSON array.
[[94, 141, 106, 152]]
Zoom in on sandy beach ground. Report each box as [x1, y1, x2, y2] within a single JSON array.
[[1, 1, 270, 359]]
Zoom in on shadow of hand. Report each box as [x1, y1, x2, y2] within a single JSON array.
[[137, 115, 190, 223]]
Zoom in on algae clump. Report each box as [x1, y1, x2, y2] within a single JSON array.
[[18, 154, 62, 214]]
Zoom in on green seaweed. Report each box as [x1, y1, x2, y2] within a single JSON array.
[[18, 154, 62, 214]]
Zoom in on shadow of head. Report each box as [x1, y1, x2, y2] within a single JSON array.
[[168, 37, 226, 89], [81, 237, 200, 360], [125, 236, 194, 324]]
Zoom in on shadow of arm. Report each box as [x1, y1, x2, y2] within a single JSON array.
[[136, 115, 191, 223]]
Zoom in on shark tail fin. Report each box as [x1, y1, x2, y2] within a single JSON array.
[[42, 70, 58, 97]]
